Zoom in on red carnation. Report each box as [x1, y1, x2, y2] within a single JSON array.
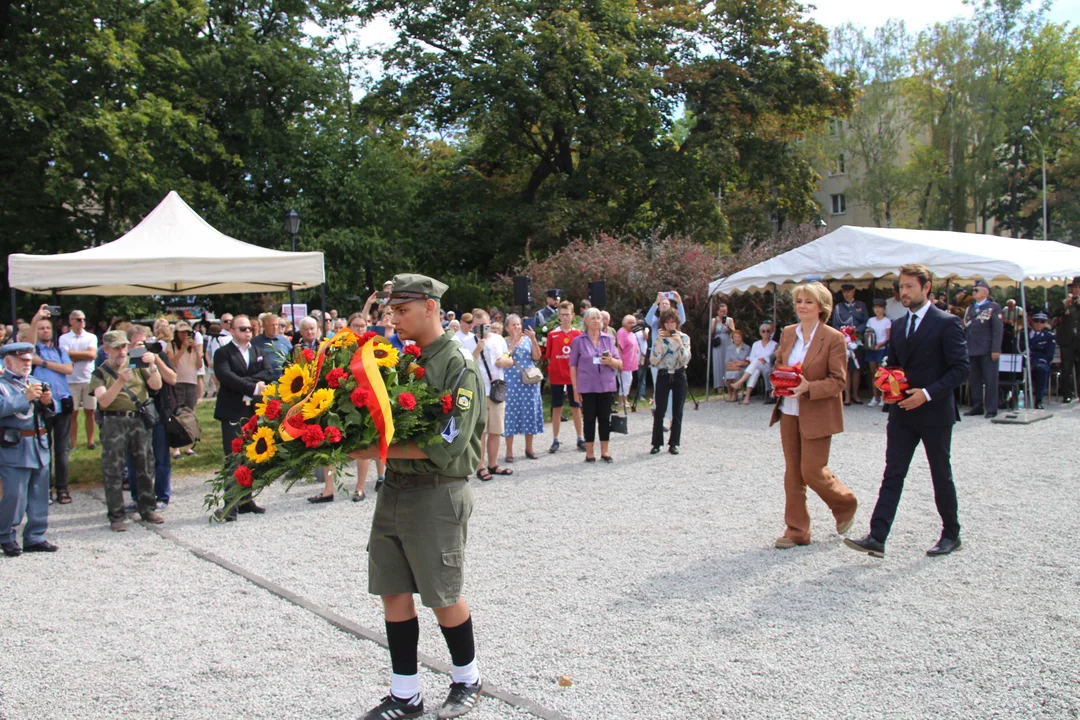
[[264, 399, 282, 420], [301, 424, 325, 448], [325, 426, 342, 444], [285, 411, 306, 431], [441, 394, 454, 414], [241, 415, 258, 437], [302, 348, 316, 363], [234, 465, 253, 488], [359, 331, 377, 345], [230, 437, 244, 454], [413, 366, 426, 380], [404, 344, 422, 357], [398, 392, 417, 410], [326, 368, 348, 388], [351, 386, 371, 407]]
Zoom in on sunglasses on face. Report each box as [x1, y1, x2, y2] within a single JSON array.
[[235, 326, 253, 332]]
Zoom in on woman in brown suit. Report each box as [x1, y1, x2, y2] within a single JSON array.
[[769, 282, 858, 549]]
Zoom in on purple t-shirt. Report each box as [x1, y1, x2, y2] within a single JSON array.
[[568, 332, 620, 394]]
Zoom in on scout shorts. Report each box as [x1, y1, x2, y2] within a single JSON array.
[[68, 382, 97, 411], [368, 477, 473, 608]]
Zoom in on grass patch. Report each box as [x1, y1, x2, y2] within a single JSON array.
[[68, 401, 224, 486]]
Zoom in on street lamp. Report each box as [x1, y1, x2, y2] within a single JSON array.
[[1021, 126, 1048, 242], [285, 209, 300, 318], [814, 217, 827, 236]]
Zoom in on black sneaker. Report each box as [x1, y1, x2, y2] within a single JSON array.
[[576, 438, 586, 452], [375, 479, 384, 493], [438, 681, 483, 719], [548, 438, 560, 454], [363, 694, 424, 720]]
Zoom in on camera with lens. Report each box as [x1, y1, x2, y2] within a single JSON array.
[[34, 382, 54, 416], [144, 340, 164, 354]]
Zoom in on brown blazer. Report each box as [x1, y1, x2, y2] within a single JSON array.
[[769, 322, 847, 439]]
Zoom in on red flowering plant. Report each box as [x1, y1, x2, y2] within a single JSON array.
[[205, 330, 447, 518]]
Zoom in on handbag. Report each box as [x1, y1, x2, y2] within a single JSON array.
[[609, 374, 629, 434], [480, 353, 507, 403], [521, 367, 543, 385], [712, 335, 722, 348], [166, 406, 202, 448]]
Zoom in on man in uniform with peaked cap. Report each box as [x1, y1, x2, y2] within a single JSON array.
[[356, 273, 487, 720]]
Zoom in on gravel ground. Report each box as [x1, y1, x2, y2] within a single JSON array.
[[2, 397, 1079, 720]]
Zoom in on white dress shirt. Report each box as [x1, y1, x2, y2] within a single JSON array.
[[781, 322, 818, 417], [904, 302, 933, 401]]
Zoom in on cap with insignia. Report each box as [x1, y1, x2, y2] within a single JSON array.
[[103, 330, 130, 347], [387, 273, 448, 306], [873, 298, 887, 307], [973, 279, 991, 290], [1032, 311, 1049, 321], [840, 283, 856, 291], [546, 289, 561, 299], [0, 342, 35, 358]]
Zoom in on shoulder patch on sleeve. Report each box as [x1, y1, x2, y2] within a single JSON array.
[[456, 388, 473, 411]]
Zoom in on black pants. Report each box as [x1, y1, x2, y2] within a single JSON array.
[[1062, 346, 1080, 398], [968, 354, 999, 413], [869, 421, 960, 542], [220, 418, 254, 511], [580, 392, 613, 443], [651, 370, 686, 448], [48, 410, 72, 494]]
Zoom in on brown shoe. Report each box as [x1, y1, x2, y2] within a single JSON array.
[[140, 510, 166, 524], [836, 517, 856, 535], [110, 519, 128, 532]]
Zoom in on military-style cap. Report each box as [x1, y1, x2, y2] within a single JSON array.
[[873, 298, 887, 306], [387, 273, 448, 306], [840, 283, 856, 290], [1070, 276, 1080, 286], [1032, 311, 1049, 321], [546, 289, 562, 299], [103, 330, 130, 347], [0, 342, 35, 358], [973, 280, 991, 290]]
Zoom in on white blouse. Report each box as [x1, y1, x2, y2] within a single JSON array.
[[781, 323, 818, 417]]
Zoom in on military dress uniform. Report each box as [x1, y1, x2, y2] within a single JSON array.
[[0, 343, 58, 556], [1056, 282, 1080, 402], [364, 274, 487, 720], [963, 282, 1004, 416], [1025, 312, 1056, 408]]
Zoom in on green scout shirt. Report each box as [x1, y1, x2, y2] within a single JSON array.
[[389, 330, 485, 478], [89, 363, 152, 413]]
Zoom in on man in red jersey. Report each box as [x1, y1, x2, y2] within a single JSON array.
[[545, 301, 585, 453]]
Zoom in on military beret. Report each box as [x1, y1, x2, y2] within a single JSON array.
[[1032, 311, 1049, 321], [387, 273, 448, 306], [973, 280, 991, 290], [102, 330, 129, 347], [0, 342, 35, 358]]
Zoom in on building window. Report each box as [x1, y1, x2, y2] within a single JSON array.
[[832, 154, 846, 176], [828, 119, 844, 136], [830, 194, 847, 215]]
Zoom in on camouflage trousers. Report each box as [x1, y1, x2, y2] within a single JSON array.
[[101, 415, 155, 521]]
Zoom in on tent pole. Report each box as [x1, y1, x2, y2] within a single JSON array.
[[321, 283, 327, 334], [705, 294, 713, 402], [772, 283, 777, 328], [289, 283, 297, 324], [9, 288, 15, 330]]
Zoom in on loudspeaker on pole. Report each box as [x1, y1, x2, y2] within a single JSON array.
[[513, 275, 532, 306], [589, 280, 607, 308]]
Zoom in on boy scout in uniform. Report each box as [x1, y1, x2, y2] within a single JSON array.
[[0, 342, 59, 557], [355, 274, 487, 720]]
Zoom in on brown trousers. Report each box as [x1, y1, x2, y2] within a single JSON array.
[[779, 414, 858, 544]]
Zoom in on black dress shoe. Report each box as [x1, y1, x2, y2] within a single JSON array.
[[23, 541, 59, 553], [307, 493, 334, 504], [843, 534, 885, 558], [926, 536, 962, 556], [984, 412, 997, 419], [1, 541, 22, 557], [669, 446, 679, 455], [963, 408, 984, 416], [650, 446, 661, 454], [1035, 402, 1045, 410], [238, 501, 265, 514]]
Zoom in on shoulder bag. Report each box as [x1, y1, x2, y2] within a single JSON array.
[[479, 352, 507, 403], [97, 364, 159, 430], [517, 338, 543, 385]]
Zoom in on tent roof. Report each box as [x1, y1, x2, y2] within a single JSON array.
[[710, 226, 1080, 296], [8, 191, 324, 295]]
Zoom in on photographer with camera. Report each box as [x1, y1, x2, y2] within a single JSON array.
[[649, 310, 690, 455], [569, 308, 623, 463], [31, 315, 74, 505], [646, 292, 685, 423], [168, 322, 203, 457], [471, 309, 514, 481], [124, 326, 177, 509], [0, 343, 60, 556], [90, 331, 166, 531]]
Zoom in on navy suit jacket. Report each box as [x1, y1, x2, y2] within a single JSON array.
[[885, 304, 969, 427]]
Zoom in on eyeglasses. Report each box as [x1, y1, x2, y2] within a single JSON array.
[[71, 317, 85, 322], [235, 326, 253, 332]]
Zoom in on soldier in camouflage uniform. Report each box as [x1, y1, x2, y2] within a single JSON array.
[[90, 330, 166, 532], [356, 274, 487, 720]]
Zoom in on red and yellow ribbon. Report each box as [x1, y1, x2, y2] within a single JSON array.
[[873, 366, 909, 402], [350, 338, 395, 463], [279, 335, 337, 442]]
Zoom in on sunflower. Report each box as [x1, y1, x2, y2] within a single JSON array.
[[302, 388, 335, 420], [255, 398, 270, 418], [279, 364, 313, 403], [246, 427, 277, 464], [263, 383, 278, 398], [328, 329, 358, 349], [372, 339, 400, 369]]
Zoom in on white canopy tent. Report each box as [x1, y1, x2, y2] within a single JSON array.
[[8, 191, 324, 296], [704, 226, 1080, 417]]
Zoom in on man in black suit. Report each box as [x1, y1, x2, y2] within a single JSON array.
[[214, 314, 276, 521], [846, 264, 970, 558]]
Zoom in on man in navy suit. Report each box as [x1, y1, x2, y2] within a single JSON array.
[[846, 264, 969, 558]]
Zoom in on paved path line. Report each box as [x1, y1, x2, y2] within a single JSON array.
[[89, 492, 568, 720]]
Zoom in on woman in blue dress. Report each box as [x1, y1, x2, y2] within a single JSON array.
[[502, 314, 544, 461]]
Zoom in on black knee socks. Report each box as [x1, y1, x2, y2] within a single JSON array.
[[439, 615, 475, 668], [385, 616, 420, 676]]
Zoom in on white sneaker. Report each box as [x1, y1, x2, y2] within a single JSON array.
[[868, 397, 880, 407]]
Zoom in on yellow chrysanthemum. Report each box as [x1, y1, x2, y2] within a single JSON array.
[[279, 364, 313, 403], [263, 383, 278, 398], [246, 427, 277, 464], [302, 388, 335, 420], [372, 340, 400, 369], [328, 330, 358, 349]]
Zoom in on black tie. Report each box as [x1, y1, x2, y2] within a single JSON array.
[[908, 312, 917, 338]]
